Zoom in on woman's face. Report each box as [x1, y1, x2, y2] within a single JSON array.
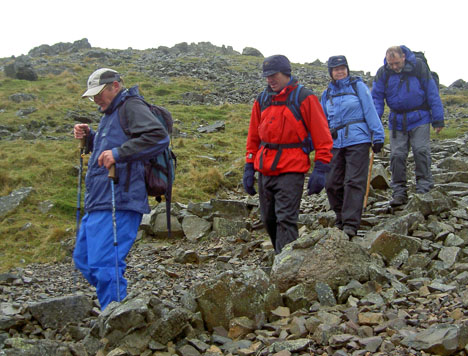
[[331, 65, 348, 81]]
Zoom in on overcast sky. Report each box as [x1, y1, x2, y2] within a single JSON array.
[[1, 0, 466, 86]]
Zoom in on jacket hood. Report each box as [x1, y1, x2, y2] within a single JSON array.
[[383, 45, 417, 72]]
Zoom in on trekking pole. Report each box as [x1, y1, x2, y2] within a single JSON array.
[[76, 138, 86, 232], [108, 164, 121, 302], [73, 138, 86, 287], [363, 150, 374, 209]]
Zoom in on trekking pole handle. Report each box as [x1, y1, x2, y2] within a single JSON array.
[[79, 137, 86, 149], [108, 164, 116, 181]]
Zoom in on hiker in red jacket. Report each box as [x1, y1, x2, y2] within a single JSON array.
[[243, 55, 333, 254]]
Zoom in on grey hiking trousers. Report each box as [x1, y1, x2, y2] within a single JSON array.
[[390, 123, 434, 197], [258, 172, 305, 254]]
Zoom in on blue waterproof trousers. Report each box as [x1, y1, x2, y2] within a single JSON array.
[[73, 210, 142, 310]]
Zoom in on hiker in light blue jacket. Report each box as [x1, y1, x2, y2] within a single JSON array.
[[320, 55, 385, 237]]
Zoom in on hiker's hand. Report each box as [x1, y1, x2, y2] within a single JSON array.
[[98, 150, 116, 170], [74, 124, 89, 139], [435, 127, 443, 135], [372, 142, 384, 154], [243, 163, 256, 196], [307, 161, 330, 195]]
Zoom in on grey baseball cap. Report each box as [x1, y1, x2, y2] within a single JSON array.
[[82, 68, 121, 97]]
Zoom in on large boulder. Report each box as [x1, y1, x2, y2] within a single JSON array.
[[271, 228, 372, 299], [406, 190, 455, 217], [28, 295, 93, 329], [4, 56, 38, 81], [97, 296, 191, 354], [242, 47, 263, 57], [193, 267, 282, 331]]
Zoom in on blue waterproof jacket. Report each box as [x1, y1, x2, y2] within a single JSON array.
[[320, 76, 385, 149], [84, 86, 169, 214], [371, 45, 444, 132]]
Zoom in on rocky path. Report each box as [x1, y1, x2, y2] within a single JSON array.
[[1, 135, 468, 356]]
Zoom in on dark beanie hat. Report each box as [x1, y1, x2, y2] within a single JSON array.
[[262, 55, 291, 77], [327, 55, 349, 77]]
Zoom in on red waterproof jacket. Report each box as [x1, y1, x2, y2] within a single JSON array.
[[246, 81, 333, 176]]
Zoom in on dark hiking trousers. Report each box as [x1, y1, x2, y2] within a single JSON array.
[[325, 143, 370, 232], [390, 124, 434, 197], [258, 172, 305, 254]]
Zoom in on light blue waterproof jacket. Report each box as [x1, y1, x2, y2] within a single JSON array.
[[371, 45, 444, 132], [84, 87, 169, 214], [320, 76, 385, 149]]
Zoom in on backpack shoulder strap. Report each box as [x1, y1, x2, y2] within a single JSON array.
[[287, 84, 315, 133], [257, 89, 271, 112], [118, 99, 132, 137]]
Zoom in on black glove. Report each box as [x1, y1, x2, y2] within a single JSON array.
[[307, 161, 331, 195], [372, 142, 384, 154], [242, 163, 256, 196]]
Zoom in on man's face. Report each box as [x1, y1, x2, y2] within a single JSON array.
[[386, 54, 406, 73], [93, 82, 119, 111], [266, 72, 291, 92]]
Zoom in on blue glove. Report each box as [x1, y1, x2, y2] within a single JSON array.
[[307, 161, 331, 195], [243, 163, 257, 196]]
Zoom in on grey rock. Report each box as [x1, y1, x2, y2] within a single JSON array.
[[271, 228, 371, 298], [406, 190, 456, 217], [401, 323, 468, 355], [242, 47, 263, 57], [182, 215, 212, 241], [367, 230, 422, 263], [2, 337, 73, 355], [193, 267, 282, 331], [0, 187, 33, 220], [438, 246, 461, 268], [370, 163, 390, 190], [8, 93, 36, 103], [212, 217, 248, 237], [315, 282, 337, 306], [152, 213, 183, 238], [210, 199, 251, 218], [283, 284, 310, 312], [28, 295, 92, 329], [197, 121, 225, 133]]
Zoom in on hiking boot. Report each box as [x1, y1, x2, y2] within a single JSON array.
[[343, 226, 356, 237], [389, 195, 408, 207]]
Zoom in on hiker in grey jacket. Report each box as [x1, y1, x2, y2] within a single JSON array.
[[73, 68, 168, 309], [321, 55, 384, 237]]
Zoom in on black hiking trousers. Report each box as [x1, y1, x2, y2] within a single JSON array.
[[258, 172, 305, 254], [325, 143, 370, 233]]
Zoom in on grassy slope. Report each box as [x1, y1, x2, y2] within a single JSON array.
[[0, 52, 467, 271]]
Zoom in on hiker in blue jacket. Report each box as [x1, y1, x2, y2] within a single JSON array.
[[372, 46, 444, 207], [321, 56, 385, 237], [73, 68, 169, 309]]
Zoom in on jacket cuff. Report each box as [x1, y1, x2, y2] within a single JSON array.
[[112, 147, 120, 162], [432, 121, 444, 128]]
